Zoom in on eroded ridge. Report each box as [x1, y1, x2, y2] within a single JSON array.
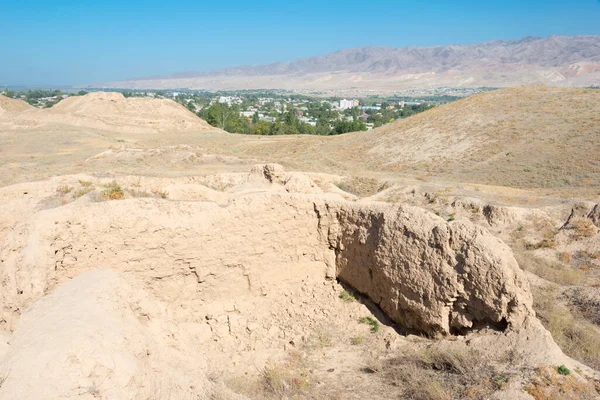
[[1, 165, 533, 338]]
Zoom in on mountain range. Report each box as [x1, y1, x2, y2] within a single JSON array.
[[92, 35, 600, 92]]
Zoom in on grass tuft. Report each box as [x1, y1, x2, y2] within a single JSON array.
[[339, 290, 357, 303], [359, 316, 380, 333]]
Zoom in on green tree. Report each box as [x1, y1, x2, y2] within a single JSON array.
[[202, 103, 227, 129], [250, 120, 271, 135], [316, 118, 330, 135], [331, 120, 367, 135]]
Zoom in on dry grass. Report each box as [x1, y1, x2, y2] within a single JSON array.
[[72, 187, 94, 198], [533, 285, 600, 370], [151, 188, 169, 199], [570, 218, 597, 240], [334, 176, 382, 197], [516, 251, 587, 286], [56, 185, 73, 195], [78, 179, 93, 187], [380, 345, 512, 400], [225, 350, 313, 399], [525, 364, 599, 400], [350, 336, 363, 345]]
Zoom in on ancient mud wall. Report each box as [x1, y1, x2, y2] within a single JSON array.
[[1, 186, 533, 336]]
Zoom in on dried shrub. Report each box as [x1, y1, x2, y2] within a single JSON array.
[[525, 364, 598, 400], [382, 346, 513, 400], [570, 219, 597, 240], [56, 185, 73, 195], [102, 181, 124, 200]]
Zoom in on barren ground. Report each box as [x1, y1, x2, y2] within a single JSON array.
[[0, 88, 599, 399]]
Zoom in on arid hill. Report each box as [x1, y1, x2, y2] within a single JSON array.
[[95, 35, 600, 91], [354, 86, 600, 189], [0, 95, 33, 114], [0, 92, 213, 133], [1, 87, 598, 194], [207, 86, 600, 192]]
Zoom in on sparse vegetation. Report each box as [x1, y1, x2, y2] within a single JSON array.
[[339, 290, 356, 303], [359, 316, 380, 333], [260, 351, 311, 398], [151, 188, 168, 199], [56, 185, 73, 195], [525, 364, 598, 400], [78, 180, 93, 187], [533, 285, 600, 370], [381, 345, 514, 400], [333, 176, 381, 197], [350, 336, 363, 345], [102, 181, 124, 200], [72, 187, 94, 198], [557, 365, 571, 376], [570, 218, 597, 239]]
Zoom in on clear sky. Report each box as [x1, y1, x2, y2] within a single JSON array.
[[1, 0, 599, 86]]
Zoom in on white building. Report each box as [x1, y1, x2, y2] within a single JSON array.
[[339, 99, 355, 110], [218, 96, 242, 106]]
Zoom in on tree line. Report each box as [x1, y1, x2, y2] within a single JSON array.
[[197, 103, 367, 136]]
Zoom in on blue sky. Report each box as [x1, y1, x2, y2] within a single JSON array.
[[1, 0, 599, 86]]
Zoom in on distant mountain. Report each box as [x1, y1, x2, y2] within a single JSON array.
[[93, 35, 600, 91]]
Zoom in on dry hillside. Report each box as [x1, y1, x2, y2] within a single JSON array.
[[0, 95, 33, 114], [204, 86, 600, 194], [1, 87, 598, 196], [362, 86, 600, 189], [0, 87, 599, 399], [0, 92, 213, 133]]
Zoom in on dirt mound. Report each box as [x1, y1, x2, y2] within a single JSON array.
[[0, 95, 33, 114], [1, 92, 214, 133]]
